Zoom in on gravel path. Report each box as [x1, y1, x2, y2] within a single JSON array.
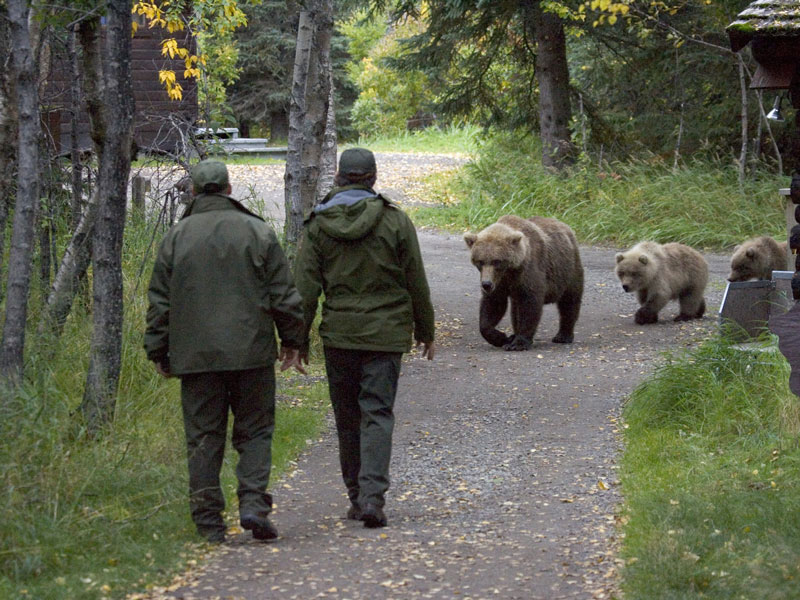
[[134, 153, 730, 600]]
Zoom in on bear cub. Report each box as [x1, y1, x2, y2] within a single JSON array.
[[727, 236, 788, 282], [615, 241, 708, 325], [464, 215, 584, 351]]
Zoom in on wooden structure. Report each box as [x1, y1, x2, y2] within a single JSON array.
[[728, 1, 800, 393], [44, 13, 198, 156], [727, 0, 800, 103]]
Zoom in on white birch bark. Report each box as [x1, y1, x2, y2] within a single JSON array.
[[284, 0, 334, 259]]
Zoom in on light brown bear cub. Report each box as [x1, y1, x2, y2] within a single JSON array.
[[727, 236, 789, 282], [464, 215, 584, 351], [615, 241, 708, 325]]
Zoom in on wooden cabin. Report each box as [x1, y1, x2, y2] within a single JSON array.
[[44, 12, 198, 156]]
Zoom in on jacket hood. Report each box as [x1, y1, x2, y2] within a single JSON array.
[[313, 186, 385, 241]]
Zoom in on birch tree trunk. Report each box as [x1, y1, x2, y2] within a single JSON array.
[[0, 0, 40, 382], [526, 0, 574, 171], [737, 54, 748, 185], [284, 0, 334, 260], [39, 18, 100, 341], [80, 0, 135, 431]]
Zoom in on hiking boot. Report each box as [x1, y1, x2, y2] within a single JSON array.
[[361, 503, 387, 528], [240, 513, 278, 541], [346, 503, 363, 521], [201, 528, 226, 544]]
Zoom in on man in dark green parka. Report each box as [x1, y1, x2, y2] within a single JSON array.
[[145, 160, 305, 543], [294, 148, 435, 528]]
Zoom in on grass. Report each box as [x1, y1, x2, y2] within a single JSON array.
[[353, 123, 481, 155], [0, 215, 329, 600], [408, 131, 787, 251], [619, 335, 800, 599]]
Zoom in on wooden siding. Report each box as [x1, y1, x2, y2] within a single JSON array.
[[45, 20, 198, 155]]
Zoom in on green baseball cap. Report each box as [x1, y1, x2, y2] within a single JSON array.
[[338, 148, 376, 175], [191, 160, 229, 193]]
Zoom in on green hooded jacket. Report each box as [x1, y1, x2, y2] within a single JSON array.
[[294, 185, 435, 352], [144, 193, 304, 375]]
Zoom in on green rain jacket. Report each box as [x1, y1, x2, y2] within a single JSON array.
[[294, 185, 435, 352], [144, 193, 304, 375]]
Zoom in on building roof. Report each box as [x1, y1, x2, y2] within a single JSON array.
[[728, 0, 800, 52]]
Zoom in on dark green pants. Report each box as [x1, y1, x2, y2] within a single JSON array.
[[180, 367, 275, 538], [323, 347, 402, 508]]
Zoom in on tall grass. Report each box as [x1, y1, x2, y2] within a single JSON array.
[[0, 213, 328, 600], [620, 335, 800, 599], [355, 123, 481, 155], [411, 132, 787, 250]]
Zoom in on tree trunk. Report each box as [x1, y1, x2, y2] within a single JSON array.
[[284, 0, 334, 260], [318, 70, 337, 205], [39, 18, 99, 342], [69, 24, 84, 230], [0, 0, 40, 382], [80, 0, 134, 432], [0, 6, 16, 299], [526, 0, 574, 171], [737, 54, 748, 185]]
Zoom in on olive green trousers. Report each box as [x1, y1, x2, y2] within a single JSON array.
[[323, 347, 402, 508], [180, 367, 275, 538]]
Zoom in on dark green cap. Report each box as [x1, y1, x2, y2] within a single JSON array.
[[338, 148, 376, 175], [191, 160, 229, 193]]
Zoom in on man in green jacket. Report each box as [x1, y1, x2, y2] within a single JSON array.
[[145, 160, 305, 543], [294, 148, 435, 528]]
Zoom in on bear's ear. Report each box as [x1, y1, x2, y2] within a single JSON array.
[[615, 253, 624, 264], [509, 231, 524, 245], [637, 255, 649, 265], [464, 232, 477, 248], [745, 248, 756, 258]]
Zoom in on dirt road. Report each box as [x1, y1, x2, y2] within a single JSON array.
[[144, 154, 730, 600]]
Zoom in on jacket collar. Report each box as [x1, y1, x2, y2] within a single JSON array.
[[181, 193, 264, 221]]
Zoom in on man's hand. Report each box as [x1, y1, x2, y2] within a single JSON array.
[[154, 360, 172, 378], [280, 346, 307, 374], [417, 341, 435, 361]]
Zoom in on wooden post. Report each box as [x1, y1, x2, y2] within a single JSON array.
[[131, 175, 149, 218]]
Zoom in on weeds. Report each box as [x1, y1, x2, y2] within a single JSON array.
[[410, 131, 786, 250], [0, 212, 328, 600], [620, 335, 800, 599]]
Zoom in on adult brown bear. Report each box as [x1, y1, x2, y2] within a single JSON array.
[[464, 215, 584, 351]]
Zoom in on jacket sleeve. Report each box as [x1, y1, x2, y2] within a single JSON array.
[[263, 229, 305, 349], [144, 237, 172, 362], [293, 225, 323, 350], [399, 213, 435, 343]]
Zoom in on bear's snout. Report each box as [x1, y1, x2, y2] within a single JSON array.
[[622, 284, 631, 293], [481, 280, 495, 294]]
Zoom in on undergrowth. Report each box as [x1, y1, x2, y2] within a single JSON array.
[[410, 131, 787, 251], [0, 213, 328, 600], [620, 335, 800, 599]]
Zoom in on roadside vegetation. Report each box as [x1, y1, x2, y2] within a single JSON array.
[[0, 216, 328, 600], [620, 335, 800, 599], [409, 130, 787, 251]]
